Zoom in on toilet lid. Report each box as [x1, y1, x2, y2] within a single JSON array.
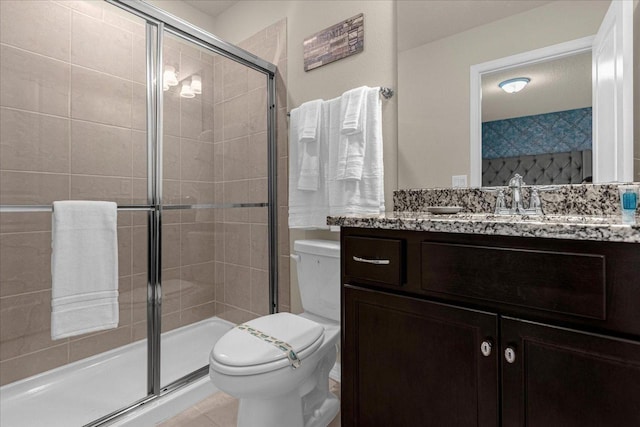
[[213, 313, 324, 368]]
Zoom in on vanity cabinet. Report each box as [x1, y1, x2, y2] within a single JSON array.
[[340, 227, 640, 427]]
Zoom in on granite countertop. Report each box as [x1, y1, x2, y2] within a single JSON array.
[[327, 212, 640, 243]]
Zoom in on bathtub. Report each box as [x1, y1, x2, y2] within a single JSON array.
[[0, 317, 234, 427]]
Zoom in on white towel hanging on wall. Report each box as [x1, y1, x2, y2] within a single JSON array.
[[51, 201, 119, 340]]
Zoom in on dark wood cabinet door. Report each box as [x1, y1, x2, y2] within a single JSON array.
[[342, 285, 499, 427], [501, 317, 640, 427]]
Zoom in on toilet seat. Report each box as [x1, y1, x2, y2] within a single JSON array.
[[211, 313, 325, 376]]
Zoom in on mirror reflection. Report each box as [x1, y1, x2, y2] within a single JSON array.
[[397, 0, 616, 189], [481, 51, 593, 186]]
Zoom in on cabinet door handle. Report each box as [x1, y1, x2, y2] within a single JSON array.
[[353, 256, 390, 265], [504, 346, 516, 364], [481, 340, 493, 357]]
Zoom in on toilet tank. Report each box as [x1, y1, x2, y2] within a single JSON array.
[[293, 240, 341, 322]]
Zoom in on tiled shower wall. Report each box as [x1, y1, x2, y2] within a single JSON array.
[[0, 0, 287, 387]]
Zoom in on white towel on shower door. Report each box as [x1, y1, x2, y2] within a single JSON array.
[[51, 201, 119, 340]]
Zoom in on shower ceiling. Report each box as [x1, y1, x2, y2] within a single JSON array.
[[183, 0, 237, 17]]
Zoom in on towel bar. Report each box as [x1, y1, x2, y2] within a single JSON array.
[[287, 86, 394, 116]]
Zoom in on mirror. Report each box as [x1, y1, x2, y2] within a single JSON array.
[[472, 38, 594, 187], [397, 0, 631, 189]]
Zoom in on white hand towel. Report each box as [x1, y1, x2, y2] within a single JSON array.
[[298, 99, 322, 143], [336, 86, 369, 181], [329, 87, 385, 216], [295, 100, 323, 191], [51, 201, 119, 340], [289, 103, 330, 228]]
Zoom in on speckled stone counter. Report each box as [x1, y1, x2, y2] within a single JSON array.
[[327, 183, 640, 243]]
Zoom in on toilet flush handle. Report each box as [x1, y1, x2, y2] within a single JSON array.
[[290, 254, 301, 263]]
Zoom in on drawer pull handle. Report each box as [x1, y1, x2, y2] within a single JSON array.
[[504, 347, 516, 364], [353, 256, 390, 265], [481, 340, 493, 357]]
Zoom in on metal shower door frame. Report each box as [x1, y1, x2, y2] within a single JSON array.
[[86, 1, 278, 425]]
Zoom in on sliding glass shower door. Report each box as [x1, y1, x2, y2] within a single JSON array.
[[158, 30, 273, 389], [1, 0, 277, 425]]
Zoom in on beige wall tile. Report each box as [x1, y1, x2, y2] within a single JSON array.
[[223, 181, 250, 223], [0, 45, 70, 117], [163, 88, 181, 137], [162, 224, 181, 269], [213, 62, 224, 105], [223, 59, 248, 101], [68, 326, 131, 362], [71, 66, 132, 128], [222, 137, 250, 181], [70, 175, 132, 204], [0, 344, 68, 386], [213, 104, 223, 143], [248, 132, 268, 179], [278, 157, 288, 206], [118, 276, 133, 326], [247, 67, 267, 92], [248, 178, 268, 204], [181, 98, 214, 142], [214, 224, 224, 263], [56, 1, 104, 19], [277, 107, 288, 157], [180, 301, 216, 327], [160, 311, 182, 334], [223, 264, 250, 311], [278, 206, 290, 256], [250, 224, 268, 270], [216, 303, 254, 325], [163, 135, 181, 180], [131, 273, 147, 324], [103, 2, 145, 35], [181, 222, 215, 265], [247, 89, 267, 134], [0, 108, 70, 174], [132, 226, 148, 275], [162, 267, 181, 315], [0, 171, 69, 205], [132, 35, 147, 85], [0, 290, 55, 360], [278, 255, 290, 308], [71, 11, 132, 79], [181, 139, 215, 182], [0, 231, 52, 298], [0, 1, 71, 61], [181, 262, 215, 309], [213, 142, 224, 181], [132, 83, 147, 131], [214, 261, 224, 302], [181, 182, 215, 206], [118, 227, 132, 277], [223, 93, 248, 140], [223, 223, 250, 267], [248, 206, 268, 225], [0, 212, 52, 234], [132, 130, 148, 179], [250, 268, 269, 316], [163, 179, 182, 205], [71, 120, 132, 177]]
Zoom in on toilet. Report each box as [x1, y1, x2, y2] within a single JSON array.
[[209, 240, 341, 427]]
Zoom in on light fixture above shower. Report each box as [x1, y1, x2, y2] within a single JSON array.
[[164, 64, 202, 98]]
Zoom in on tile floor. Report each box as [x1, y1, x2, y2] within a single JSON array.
[[158, 380, 341, 427]]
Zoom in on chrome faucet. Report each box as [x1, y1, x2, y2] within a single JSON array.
[[492, 174, 546, 215], [508, 174, 526, 214]]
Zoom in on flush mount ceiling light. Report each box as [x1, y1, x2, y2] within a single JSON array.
[[499, 77, 530, 94]]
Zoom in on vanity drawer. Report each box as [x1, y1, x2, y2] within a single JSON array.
[[420, 242, 606, 320], [345, 236, 404, 286]]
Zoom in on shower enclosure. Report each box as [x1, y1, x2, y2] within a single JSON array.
[[0, 0, 278, 425]]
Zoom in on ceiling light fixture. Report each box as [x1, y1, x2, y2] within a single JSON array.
[[498, 77, 530, 94]]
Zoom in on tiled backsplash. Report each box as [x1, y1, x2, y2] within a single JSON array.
[[394, 183, 632, 216]]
